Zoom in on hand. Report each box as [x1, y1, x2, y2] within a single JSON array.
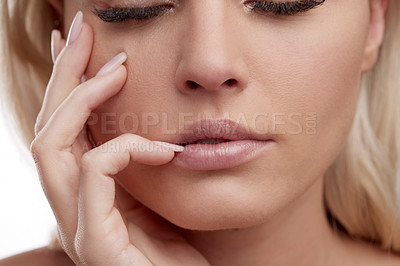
[[30, 12, 210, 266]]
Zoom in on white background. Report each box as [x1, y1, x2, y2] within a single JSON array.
[[0, 110, 56, 259]]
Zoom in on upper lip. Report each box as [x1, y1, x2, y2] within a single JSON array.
[[170, 118, 274, 145]]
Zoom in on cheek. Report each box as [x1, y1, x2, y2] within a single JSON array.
[[84, 25, 180, 143], [244, 7, 370, 186]]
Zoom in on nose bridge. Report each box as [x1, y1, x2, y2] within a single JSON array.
[[188, 1, 228, 54], [175, 1, 248, 94]]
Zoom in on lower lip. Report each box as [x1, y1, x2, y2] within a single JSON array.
[[171, 140, 274, 171]]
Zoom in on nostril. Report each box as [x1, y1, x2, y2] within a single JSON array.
[[226, 79, 237, 86], [186, 80, 199, 89]]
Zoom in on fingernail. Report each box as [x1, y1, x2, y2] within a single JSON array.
[[51, 29, 61, 63], [152, 141, 185, 152], [96, 52, 127, 77], [66, 11, 83, 46]]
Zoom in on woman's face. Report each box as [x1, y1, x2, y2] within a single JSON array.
[[63, 0, 374, 230]]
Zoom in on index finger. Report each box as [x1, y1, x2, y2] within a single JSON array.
[[35, 11, 94, 135]]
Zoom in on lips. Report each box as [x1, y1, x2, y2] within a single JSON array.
[[171, 118, 271, 145], [168, 118, 274, 171]]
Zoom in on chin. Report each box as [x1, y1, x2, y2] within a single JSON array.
[[144, 182, 283, 231], [116, 154, 316, 231], [162, 204, 270, 231]]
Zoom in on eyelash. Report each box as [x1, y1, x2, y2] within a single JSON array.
[[93, 0, 326, 24], [92, 5, 174, 23], [246, 0, 326, 16]]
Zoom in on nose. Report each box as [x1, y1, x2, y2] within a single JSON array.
[[175, 2, 249, 95]]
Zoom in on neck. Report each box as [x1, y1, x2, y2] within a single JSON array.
[[181, 177, 343, 266]]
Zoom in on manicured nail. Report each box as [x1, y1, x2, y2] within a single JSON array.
[[66, 11, 83, 46], [51, 29, 61, 63], [96, 52, 127, 77], [152, 141, 185, 152]]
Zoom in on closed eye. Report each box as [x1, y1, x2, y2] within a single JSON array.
[[92, 5, 174, 23], [92, 0, 326, 24], [245, 0, 326, 16]]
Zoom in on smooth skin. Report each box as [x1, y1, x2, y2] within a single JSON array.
[[28, 15, 210, 266], [2, 0, 400, 265]]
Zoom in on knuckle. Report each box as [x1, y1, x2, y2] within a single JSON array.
[[119, 133, 140, 147], [30, 135, 53, 163], [118, 133, 131, 145], [121, 132, 134, 140], [29, 138, 50, 169], [30, 138, 44, 157]]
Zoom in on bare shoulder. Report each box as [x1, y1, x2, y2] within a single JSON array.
[[0, 246, 75, 266]]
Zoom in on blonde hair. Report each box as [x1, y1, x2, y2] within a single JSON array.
[[1, 0, 400, 254], [324, 0, 400, 250]]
